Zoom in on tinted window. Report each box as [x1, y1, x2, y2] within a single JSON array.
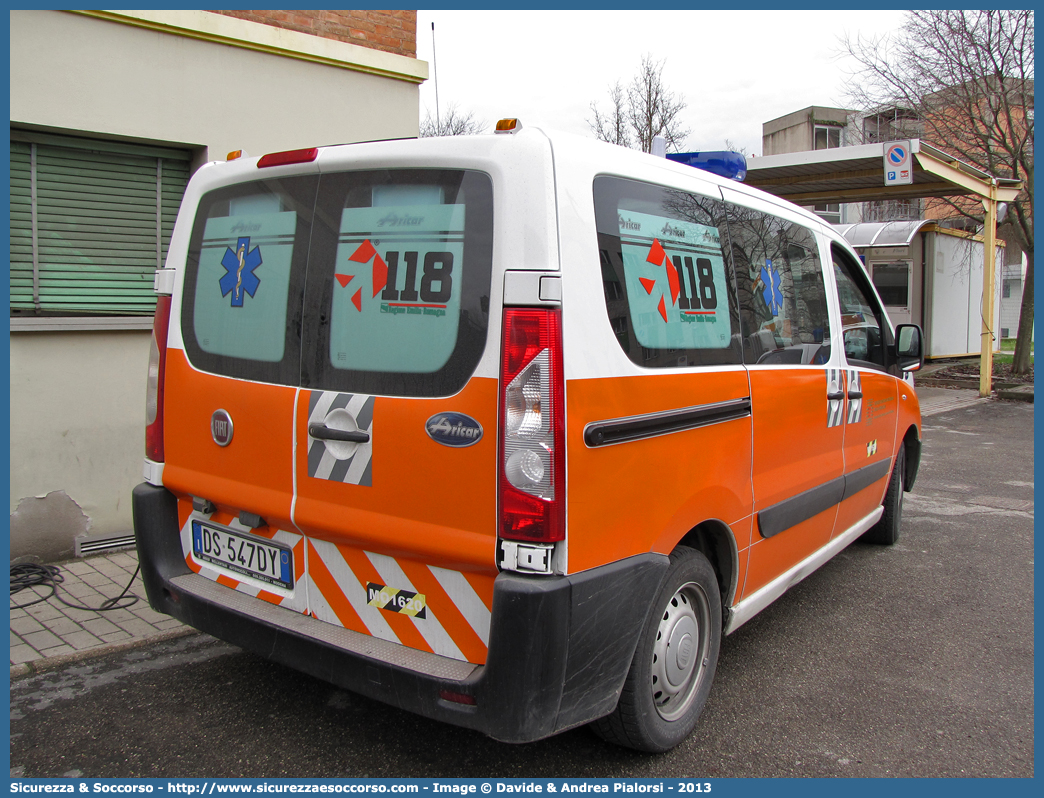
[[871, 262, 910, 306], [302, 170, 493, 397], [725, 204, 831, 366], [182, 177, 315, 385], [832, 247, 891, 371], [593, 176, 742, 368]]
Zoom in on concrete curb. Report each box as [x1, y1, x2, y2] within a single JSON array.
[[10, 626, 200, 681], [996, 385, 1034, 402]]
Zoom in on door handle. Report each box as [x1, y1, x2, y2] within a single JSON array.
[[827, 391, 845, 401], [847, 390, 863, 399], [309, 424, 370, 443]]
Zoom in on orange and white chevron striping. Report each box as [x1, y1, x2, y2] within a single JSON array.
[[181, 511, 494, 665], [306, 538, 493, 664]]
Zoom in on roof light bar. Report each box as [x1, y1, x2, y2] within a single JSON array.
[[667, 151, 747, 182]]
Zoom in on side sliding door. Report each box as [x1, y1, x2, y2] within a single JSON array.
[[721, 189, 845, 601]]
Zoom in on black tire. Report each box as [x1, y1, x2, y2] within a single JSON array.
[[591, 547, 721, 753], [862, 445, 905, 545]]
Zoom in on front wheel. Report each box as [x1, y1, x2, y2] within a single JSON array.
[[862, 446, 905, 545], [591, 547, 721, 752]]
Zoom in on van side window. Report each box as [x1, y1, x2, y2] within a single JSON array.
[[831, 248, 891, 371], [725, 205, 831, 366], [593, 176, 742, 368]]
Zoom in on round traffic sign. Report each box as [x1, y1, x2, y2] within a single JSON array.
[[886, 144, 908, 166]]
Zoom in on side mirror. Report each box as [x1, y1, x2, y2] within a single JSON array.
[[895, 324, 924, 372]]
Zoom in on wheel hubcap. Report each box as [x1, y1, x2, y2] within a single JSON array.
[[650, 581, 711, 721]]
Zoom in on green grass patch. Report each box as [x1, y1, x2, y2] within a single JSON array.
[[1000, 338, 1017, 351], [993, 352, 1034, 366]]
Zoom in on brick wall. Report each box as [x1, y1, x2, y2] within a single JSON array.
[[208, 10, 417, 58]]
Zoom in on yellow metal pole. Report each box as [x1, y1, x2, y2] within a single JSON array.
[[979, 183, 998, 397]]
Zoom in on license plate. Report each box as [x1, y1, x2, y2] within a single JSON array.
[[191, 521, 294, 590]]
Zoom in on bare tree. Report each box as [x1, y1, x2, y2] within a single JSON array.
[[588, 55, 690, 153], [843, 10, 1034, 373], [420, 104, 485, 137], [588, 81, 631, 148], [724, 139, 749, 157], [628, 55, 690, 153]]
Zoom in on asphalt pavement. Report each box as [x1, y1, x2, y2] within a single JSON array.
[[8, 392, 1033, 778]]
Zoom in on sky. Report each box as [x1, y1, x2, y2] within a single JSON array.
[[415, 9, 909, 156]]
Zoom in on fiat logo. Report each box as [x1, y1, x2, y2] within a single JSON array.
[[211, 409, 234, 447]]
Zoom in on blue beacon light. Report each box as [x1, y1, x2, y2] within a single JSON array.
[[666, 150, 748, 182]]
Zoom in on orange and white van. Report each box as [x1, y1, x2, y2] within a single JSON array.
[[133, 122, 924, 752]]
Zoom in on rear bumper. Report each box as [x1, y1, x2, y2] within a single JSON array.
[[132, 482, 667, 743]]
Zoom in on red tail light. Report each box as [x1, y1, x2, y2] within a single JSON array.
[[499, 308, 565, 542], [145, 295, 171, 462], [257, 148, 318, 168]]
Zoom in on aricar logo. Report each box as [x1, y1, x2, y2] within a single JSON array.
[[425, 412, 483, 447], [219, 236, 262, 307]]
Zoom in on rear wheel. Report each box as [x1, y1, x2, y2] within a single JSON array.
[[862, 446, 905, 545], [591, 547, 721, 752]]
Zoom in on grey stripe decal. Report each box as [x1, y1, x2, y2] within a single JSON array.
[[306, 391, 374, 487], [847, 370, 863, 424], [757, 458, 894, 539], [584, 398, 751, 448], [758, 477, 845, 539], [307, 429, 327, 475], [827, 368, 844, 428], [842, 458, 891, 498], [355, 396, 376, 431]]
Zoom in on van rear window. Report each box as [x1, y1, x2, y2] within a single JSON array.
[[181, 177, 315, 386], [193, 206, 297, 363], [181, 170, 492, 397], [329, 202, 465, 373], [302, 169, 493, 397]]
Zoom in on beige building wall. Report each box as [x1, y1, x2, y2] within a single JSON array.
[[9, 10, 426, 561], [762, 106, 852, 157], [9, 330, 151, 561], [10, 10, 425, 163]]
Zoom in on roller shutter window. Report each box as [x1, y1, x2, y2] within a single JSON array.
[[10, 132, 191, 316]]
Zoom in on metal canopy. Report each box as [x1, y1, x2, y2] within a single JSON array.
[[833, 220, 934, 248], [745, 139, 1022, 206]]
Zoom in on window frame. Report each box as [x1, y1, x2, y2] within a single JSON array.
[[592, 174, 744, 370], [830, 243, 896, 374], [300, 168, 495, 398], [10, 129, 192, 319], [723, 199, 833, 368], [179, 175, 317, 387], [813, 125, 842, 151]]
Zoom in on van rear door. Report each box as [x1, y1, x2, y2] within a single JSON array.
[[291, 168, 499, 665], [164, 173, 317, 614]]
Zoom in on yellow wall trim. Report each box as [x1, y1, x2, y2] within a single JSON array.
[[70, 9, 429, 84], [922, 223, 1007, 248]]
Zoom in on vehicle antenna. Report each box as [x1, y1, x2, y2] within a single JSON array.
[[431, 22, 440, 134]]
